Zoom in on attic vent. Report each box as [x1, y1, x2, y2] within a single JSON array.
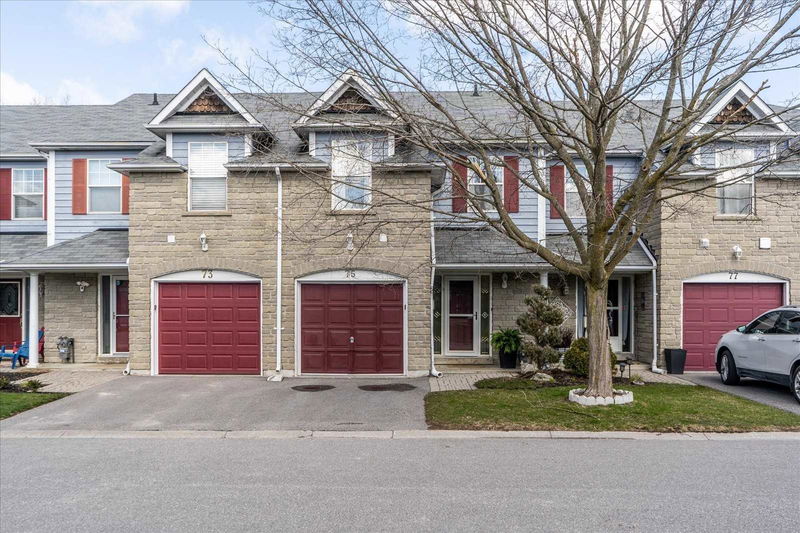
[[324, 87, 376, 114], [184, 87, 233, 114], [712, 98, 756, 125], [151, 93, 159, 105]]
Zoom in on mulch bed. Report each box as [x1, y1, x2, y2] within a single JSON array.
[[0, 370, 49, 393], [479, 370, 640, 390]]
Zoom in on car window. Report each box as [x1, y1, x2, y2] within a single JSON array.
[[745, 311, 781, 334], [777, 311, 800, 335]]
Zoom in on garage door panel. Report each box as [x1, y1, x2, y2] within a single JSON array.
[[158, 282, 260, 374], [301, 283, 404, 374], [683, 282, 782, 370]]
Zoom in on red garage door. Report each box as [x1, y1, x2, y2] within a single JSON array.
[[683, 283, 783, 370], [158, 283, 260, 374], [301, 283, 404, 374]]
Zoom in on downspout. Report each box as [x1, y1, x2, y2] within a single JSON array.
[[267, 166, 284, 381], [430, 209, 443, 378], [651, 267, 665, 374]]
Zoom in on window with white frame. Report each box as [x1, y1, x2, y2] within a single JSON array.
[[563, 176, 585, 218], [467, 157, 503, 212], [12, 168, 44, 219], [88, 159, 122, 213], [188, 142, 228, 211], [331, 138, 372, 210], [717, 147, 754, 215]]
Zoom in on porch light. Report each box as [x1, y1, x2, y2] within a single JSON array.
[[199, 232, 209, 252], [76, 281, 90, 293], [346, 233, 354, 251], [732, 245, 743, 260], [501, 273, 508, 289]]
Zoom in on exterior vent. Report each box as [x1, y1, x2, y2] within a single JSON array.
[[151, 93, 159, 105]]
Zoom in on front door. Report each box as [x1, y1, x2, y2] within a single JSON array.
[[607, 279, 622, 353], [113, 278, 129, 353], [445, 277, 479, 355], [0, 280, 22, 347]]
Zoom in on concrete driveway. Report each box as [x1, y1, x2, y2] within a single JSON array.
[[681, 372, 800, 415], [0, 375, 429, 431]]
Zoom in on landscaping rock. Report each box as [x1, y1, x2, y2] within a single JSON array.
[[568, 388, 634, 406], [532, 373, 555, 383]]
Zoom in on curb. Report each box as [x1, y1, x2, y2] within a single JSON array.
[[1, 430, 799, 441]]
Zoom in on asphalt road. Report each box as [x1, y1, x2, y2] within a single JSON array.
[[681, 372, 800, 415], [1, 437, 798, 532]]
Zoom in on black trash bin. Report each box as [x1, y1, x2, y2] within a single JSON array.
[[664, 348, 686, 374]]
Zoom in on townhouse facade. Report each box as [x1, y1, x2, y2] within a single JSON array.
[[1, 69, 797, 377]]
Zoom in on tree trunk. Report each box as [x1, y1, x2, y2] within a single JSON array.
[[583, 281, 614, 398]]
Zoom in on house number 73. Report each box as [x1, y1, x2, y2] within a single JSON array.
[[202, 269, 214, 279]]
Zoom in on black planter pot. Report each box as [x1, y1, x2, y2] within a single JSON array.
[[498, 349, 517, 369], [664, 348, 687, 374]]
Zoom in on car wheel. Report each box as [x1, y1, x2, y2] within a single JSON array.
[[791, 366, 800, 405], [719, 350, 740, 385]]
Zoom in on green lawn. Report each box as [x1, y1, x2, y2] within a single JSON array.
[[0, 392, 69, 420], [426, 384, 800, 432]]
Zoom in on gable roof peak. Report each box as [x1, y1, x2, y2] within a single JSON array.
[[691, 79, 793, 135]]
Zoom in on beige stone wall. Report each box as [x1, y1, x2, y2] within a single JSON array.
[[127, 168, 433, 375], [43, 273, 97, 363], [644, 178, 800, 362], [633, 272, 654, 363]]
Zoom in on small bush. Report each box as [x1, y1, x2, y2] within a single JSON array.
[[0, 377, 11, 390], [21, 379, 44, 392], [562, 338, 617, 377]]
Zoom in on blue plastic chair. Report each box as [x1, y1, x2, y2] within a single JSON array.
[[0, 329, 44, 369]]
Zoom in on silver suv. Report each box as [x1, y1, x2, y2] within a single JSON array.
[[714, 306, 800, 404]]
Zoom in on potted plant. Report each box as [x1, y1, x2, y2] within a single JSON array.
[[491, 328, 523, 369]]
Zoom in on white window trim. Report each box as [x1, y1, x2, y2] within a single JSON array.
[[715, 147, 755, 215], [466, 156, 503, 213], [10, 168, 45, 220], [330, 138, 372, 212], [86, 158, 123, 214], [187, 141, 229, 211]]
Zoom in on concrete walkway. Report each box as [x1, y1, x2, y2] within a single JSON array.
[[681, 372, 800, 415]]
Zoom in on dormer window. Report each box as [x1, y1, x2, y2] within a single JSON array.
[[717, 147, 754, 215], [188, 142, 228, 211], [331, 138, 372, 210]]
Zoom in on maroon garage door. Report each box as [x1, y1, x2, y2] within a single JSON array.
[[683, 283, 783, 370], [158, 283, 260, 374], [301, 283, 404, 374]]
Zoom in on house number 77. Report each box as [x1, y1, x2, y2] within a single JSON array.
[[728, 270, 738, 280], [202, 269, 214, 279]]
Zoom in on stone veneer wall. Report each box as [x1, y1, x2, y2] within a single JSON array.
[[43, 272, 97, 362], [126, 168, 433, 375], [645, 178, 800, 364]]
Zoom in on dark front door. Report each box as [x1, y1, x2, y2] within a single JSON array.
[[447, 278, 476, 353], [158, 282, 261, 374], [300, 283, 404, 374], [114, 279, 129, 353]]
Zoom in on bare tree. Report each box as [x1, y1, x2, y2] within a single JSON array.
[[217, 0, 799, 399]]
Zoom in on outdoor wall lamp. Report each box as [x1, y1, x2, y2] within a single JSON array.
[[76, 281, 90, 293], [346, 233, 354, 252], [199, 232, 209, 252], [501, 273, 508, 289], [732, 245, 743, 260]]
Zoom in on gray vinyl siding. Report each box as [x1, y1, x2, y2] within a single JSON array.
[[695, 141, 771, 167], [434, 151, 539, 237], [546, 156, 640, 235], [171, 133, 246, 166], [54, 150, 139, 244], [0, 160, 48, 233], [312, 131, 390, 162]]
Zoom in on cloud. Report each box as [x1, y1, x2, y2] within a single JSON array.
[[0, 72, 43, 104], [69, 0, 190, 44], [0, 72, 110, 105]]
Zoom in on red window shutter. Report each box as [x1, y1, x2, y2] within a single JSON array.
[[72, 159, 87, 215], [0, 168, 11, 220], [43, 168, 47, 220], [549, 165, 565, 219], [452, 161, 468, 213], [605, 165, 614, 214], [503, 156, 519, 213], [121, 158, 132, 215]]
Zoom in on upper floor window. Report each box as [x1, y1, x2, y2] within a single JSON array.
[[717, 147, 754, 215], [88, 159, 122, 213], [12, 168, 44, 219], [188, 142, 228, 211], [467, 157, 503, 212], [331, 138, 371, 210], [564, 175, 584, 219]]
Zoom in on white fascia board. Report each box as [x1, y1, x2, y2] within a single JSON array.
[[0, 263, 129, 272], [224, 162, 329, 170], [146, 124, 265, 132], [0, 153, 47, 161], [637, 238, 658, 267], [28, 141, 152, 151], [149, 68, 261, 126], [690, 80, 791, 135], [295, 70, 398, 126], [434, 263, 551, 270], [107, 164, 186, 174]]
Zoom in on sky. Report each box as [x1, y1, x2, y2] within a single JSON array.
[[0, 0, 798, 106]]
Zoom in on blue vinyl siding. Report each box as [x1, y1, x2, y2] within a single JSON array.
[[433, 151, 539, 237], [54, 150, 139, 244], [312, 132, 389, 162], [171, 133, 246, 166], [546, 156, 639, 235], [0, 160, 48, 233]]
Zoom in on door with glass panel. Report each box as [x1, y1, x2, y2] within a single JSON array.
[[445, 277, 479, 356]]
